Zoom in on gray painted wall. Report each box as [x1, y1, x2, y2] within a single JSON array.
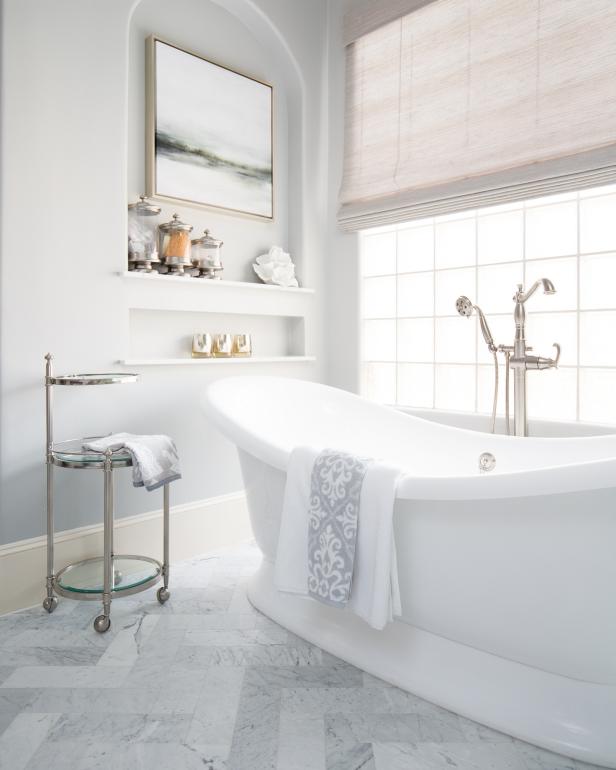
[[0, 0, 328, 545]]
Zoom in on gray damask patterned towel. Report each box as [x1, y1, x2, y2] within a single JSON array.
[[307, 450, 371, 606], [83, 433, 181, 491]]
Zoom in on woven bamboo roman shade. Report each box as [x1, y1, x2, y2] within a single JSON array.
[[339, 0, 616, 231]]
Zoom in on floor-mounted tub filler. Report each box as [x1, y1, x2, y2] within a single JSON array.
[[203, 376, 616, 769]]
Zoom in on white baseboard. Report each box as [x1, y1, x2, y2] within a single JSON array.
[[0, 491, 250, 616]]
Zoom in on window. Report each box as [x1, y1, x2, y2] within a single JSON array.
[[360, 184, 616, 424], [340, 0, 616, 231]]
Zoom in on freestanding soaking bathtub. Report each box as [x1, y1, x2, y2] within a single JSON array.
[[203, 376, 616, 768]]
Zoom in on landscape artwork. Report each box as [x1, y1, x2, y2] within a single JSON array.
[[148, 38, 273, 219]]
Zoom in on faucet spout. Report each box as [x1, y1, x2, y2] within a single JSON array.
[[515, 278, 556, 304]]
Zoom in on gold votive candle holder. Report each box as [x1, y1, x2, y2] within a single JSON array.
[[213, 333, 233, 357], [192, 333, 213, 358], [232, 333, 252, 357]]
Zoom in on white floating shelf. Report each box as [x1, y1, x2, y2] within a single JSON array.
[[121, 356, 316, 366], [122, 270, 313, 318], [122, 271, 314, 295]]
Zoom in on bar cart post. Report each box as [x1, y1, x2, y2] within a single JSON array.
[[42, 354, 172, 632], [43, 353, 58, 614], [93, 449, 114, 633], [158, 483, 171, 604]]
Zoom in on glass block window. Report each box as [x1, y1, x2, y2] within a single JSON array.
[[360, 184, 616, 424]]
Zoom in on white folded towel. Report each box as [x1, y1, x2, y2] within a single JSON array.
[[275, 446, 401, 630], [82, 433, 181, 491]]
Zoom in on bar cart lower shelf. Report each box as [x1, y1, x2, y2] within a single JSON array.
[[43, 354, 171, 632]]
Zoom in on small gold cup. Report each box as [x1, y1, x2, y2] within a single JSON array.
[[192, 333, 213, 358], [232, 333, 252, 357], [213, 333, 233, 357]]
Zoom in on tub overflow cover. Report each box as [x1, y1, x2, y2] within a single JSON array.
[[479, 452, 496, 473]]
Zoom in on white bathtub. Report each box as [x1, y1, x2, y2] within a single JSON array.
[[203, 376, 616, 768]]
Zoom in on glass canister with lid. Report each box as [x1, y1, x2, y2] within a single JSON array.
[[158, 213, 194, 275], [191, 229, 224, 279], [127, 195, 161, 272]]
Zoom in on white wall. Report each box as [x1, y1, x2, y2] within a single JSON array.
[[0, 0, 328, 546], [325, 0, 362, 394]]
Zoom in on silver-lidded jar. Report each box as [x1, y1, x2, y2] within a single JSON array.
[[158, 213, 193, 275], [191, 229, 224, 279], [127, 195, 161, 272]]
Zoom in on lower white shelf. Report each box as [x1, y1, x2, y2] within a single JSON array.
[[120, 356, 316, 366]]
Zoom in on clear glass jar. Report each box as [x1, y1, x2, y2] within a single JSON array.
[[191, 229, 224, 279], [127, 196, 161, 271], [158, 214, 193, 275]]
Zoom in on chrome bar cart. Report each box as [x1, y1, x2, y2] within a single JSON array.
[[43, 354, 171, 632]]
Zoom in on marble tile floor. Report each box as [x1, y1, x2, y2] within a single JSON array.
[[0, 543, 604, 770]]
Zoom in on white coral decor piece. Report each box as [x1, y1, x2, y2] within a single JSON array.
[[253, 246, 299, 287]]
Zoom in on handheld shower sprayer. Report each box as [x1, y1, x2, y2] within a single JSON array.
[[456, 295, 499, 433], [456, 296, 496, 352]]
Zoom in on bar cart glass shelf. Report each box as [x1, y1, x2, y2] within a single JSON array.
[[52, 439, 134, 468], [43, 355, 171, 633], [47, 373, 139, 386], [56, 556, 162, 595]]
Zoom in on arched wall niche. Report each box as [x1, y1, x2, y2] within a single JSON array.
[[126, 0, 307, 282]]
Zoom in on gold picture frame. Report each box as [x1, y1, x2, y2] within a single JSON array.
[[146, 35, 274, 221]]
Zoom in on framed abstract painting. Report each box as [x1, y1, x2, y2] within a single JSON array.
[[146, 36, 273, 220]]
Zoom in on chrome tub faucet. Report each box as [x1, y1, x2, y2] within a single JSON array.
[[456, 278, 560, 437]]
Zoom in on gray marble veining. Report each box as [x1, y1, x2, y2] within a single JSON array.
[[175, 642, 323, 668], [0, 667, 15, 686], [187, 666, 244, 746], [1, 665, 130, 689], [28, 687, 155, 714], [25, 740, 230, 770], [227, 678, 282, 770], [184, 626, 288, 646], [277, 711, 326, 770], [0, 646, 103, 667], [45, 712, 192, 743], [0, 688, 43, 713], [325, 735, 376, 770], [0, 542, 605, 770], [0, 712, 60, 770], [246, 662, 365, 691]]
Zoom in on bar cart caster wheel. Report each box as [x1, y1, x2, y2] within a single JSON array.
[[43, 596, 58, 613], [157, 587, 170, 604], [94, 615, 111, 633]]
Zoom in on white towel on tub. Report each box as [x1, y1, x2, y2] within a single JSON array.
[[274, 446, 402, 630]]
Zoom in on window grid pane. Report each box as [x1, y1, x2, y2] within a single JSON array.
[[360, 183, 616, 423]]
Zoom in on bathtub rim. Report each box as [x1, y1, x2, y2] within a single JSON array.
[[202, 376, 616, 500]]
